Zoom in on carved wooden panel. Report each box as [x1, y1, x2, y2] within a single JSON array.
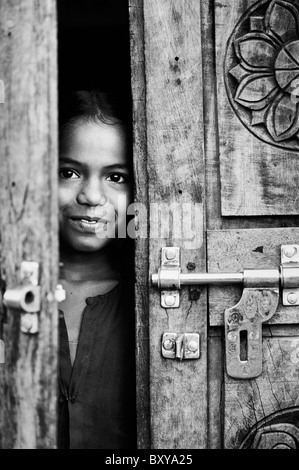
[[216, 0, 299, 216], [224, 337, 299, 448], [226, 0, 299, 149], [240, 407, 299, 449]]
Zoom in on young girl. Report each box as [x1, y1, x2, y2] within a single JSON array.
[[57, 90, 136, 449]]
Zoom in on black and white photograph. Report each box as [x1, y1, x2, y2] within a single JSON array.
[[0, 0, 299, 457]]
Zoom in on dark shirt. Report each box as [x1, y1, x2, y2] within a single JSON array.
[[58, 280, 136, 449]]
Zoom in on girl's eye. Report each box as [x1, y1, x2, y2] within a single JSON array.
[[59, 168, 80, 179], [106, 173, 127, 184]]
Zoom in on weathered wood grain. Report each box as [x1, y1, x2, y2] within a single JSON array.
[[201, 0, 222, 232], [208, 228, 299, 326], [202, 0, 299, 449], [0, 0, 58, 448], [130, 0, 299, 450], [128, 0, 151, 449], [144, 0, 207, 448], [215, 0, 299, 216], [207, 332, 223, 449], [200, 1, 227, 448]]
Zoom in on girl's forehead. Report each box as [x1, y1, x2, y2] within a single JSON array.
[[63, 120, 128, 164], [72, 120, 125, 146]]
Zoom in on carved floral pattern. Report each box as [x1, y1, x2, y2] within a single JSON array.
[[225, 0, 299, 150], [239, 408, 299, 449]]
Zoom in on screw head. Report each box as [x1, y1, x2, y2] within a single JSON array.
[[21, 314, 33, 332], [163, 339, 174, 351], [164, 295, 176, 307], [283, 246, 297, 259], [228, 331, 237, 342], [165, 248, 176, 261], [287, 292, 298, 304], [187, 340, 198, 352], [249, 331, 259, 340]]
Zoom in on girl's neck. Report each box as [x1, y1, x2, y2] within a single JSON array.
[[59, 242, 121, 282]]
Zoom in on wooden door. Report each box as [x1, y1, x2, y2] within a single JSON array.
[[129, 0, 299, 449], [0, 1, 58, 448]]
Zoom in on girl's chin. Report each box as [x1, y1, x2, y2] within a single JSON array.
[[61, 236, 112, 253], [73, 241, 112, 252]]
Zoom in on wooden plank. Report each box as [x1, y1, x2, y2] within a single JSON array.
[[201, 1, 299, 450], [263, 325, 299, 336], [208, 228, 299, 326], [201, 0, 222, 231], [144, 0, 207, 448], [224, 336, 299, 448], [207, 332, 223, 449], [0, 0, 58, 448], [215, 0, 299, 216], [128, 0, 151, 449], [209, 325, 299, 336]]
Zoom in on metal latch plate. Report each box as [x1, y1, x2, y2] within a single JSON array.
[[225, 287, 279, 379], [161, 291, 180, 309], [281, 244, 299, 306], [4, 261, 40, 335], [160, 247, 181, 308], [162, 333, 200, 360]]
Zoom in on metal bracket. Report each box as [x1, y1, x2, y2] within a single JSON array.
[[161, 291, 180, 308], [158, 247, 181, 308], [20, 261, 39, 286], [3, 261, 40, 334], [162, 332, 200, 360], [20, 312, 39, 334], [225, 287, 279, 379], [281, 244, 299, 306]]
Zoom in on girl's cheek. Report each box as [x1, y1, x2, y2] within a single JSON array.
[[58, 184, 75, 202], [58, 189, 67, 208]]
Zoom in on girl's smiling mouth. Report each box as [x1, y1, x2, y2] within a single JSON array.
[[69, 216, 110, 234]]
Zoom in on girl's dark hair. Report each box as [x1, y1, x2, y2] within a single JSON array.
[[59, 89, 132, 153]]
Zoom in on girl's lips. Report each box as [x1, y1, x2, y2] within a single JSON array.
[[70, 216, 103, 222], [69, 217, 109, 234]]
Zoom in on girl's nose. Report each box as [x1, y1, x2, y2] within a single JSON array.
[[76, 178, 107, 206]]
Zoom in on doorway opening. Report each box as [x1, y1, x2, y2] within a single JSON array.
[[57, 0, 131, 93], [56, 0, 136, 449]]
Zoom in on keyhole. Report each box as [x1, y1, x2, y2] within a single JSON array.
[[240, 330, 248, 362]]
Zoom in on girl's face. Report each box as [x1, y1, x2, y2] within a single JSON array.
[[59, 120, 131, 252]]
